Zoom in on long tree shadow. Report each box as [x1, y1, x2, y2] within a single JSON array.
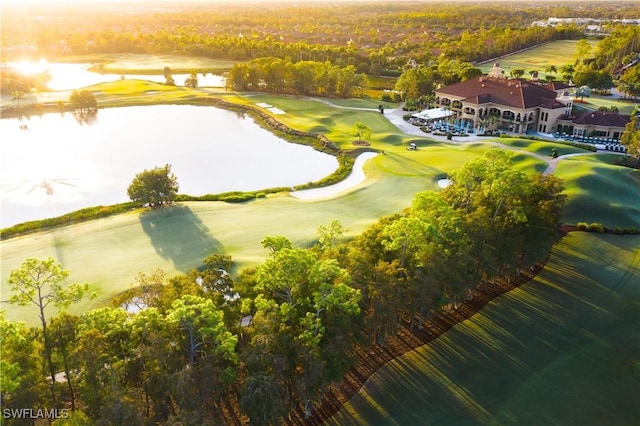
[[139, 205, 223, 272]]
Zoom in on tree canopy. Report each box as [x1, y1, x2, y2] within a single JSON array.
[[620, 114, 640, 168], [127, 164, 179, 207], [352, 121, 371, 143], [69, 89, 97, 114]]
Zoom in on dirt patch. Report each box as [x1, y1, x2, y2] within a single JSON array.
[[352, 140, 371, 146]]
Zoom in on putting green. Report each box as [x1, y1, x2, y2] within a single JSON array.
[[326, 232, 640, 425]]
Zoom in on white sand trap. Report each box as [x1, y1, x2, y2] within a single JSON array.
[[256, 102, 272, 108], [438, 178, 452, 188], [268, 107, 286, 115], [291, 152, 378, 200]]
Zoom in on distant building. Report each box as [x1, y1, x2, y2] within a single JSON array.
[[556, 110, 630, 141], [405, 57, 418, 69], [434, 75, 572, 134]]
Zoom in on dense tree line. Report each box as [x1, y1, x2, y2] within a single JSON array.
[[1, 149, 566, 425], [7, 2, 638, 77], [226, 58, 368, 97]]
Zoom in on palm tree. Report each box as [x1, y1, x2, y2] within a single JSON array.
[[561, 64, 575, 83], [510, 68, 525, 79], [485, 113, 500, 133], [545, 65, 557, 82]]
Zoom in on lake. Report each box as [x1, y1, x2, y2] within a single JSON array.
[[0, 105, 338, 228], [4, 61, 226, 91]]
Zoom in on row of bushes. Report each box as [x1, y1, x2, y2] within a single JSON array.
[[176, 189, 273, 203], [576, 222, 639, 234]]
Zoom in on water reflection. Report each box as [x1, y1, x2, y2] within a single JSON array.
[[0, 105, 337, 228], [44, 63, 225, 91], [73, 111, 99, 126], [4, 61, 226, 91]]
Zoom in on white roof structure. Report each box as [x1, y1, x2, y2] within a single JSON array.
[[411, 107, 452, 122]]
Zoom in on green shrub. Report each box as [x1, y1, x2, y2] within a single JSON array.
[[587, 222, 605, 233], [381, 93, 392, 102], [0, 202, 139, 239], [577, 222, 588, 231], [380, 69, 402, 78]]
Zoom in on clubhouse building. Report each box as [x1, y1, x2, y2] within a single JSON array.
[[433, 63, 630, 143]]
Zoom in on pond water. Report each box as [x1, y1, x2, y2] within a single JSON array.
[[0, 105, 338, 227], [5, 61, 225, 91]]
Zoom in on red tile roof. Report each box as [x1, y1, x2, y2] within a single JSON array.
[[436, 76, 566, 110], [569, 111, 630, 127]]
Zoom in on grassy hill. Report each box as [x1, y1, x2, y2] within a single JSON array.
[[326, 232, 640, 425]]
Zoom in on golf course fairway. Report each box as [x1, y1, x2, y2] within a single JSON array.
[[325, 232, 640, 425]]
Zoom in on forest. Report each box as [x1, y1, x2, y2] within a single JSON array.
[[2, 2, 639, 98]]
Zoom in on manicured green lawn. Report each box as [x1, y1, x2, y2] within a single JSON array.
[[2, 89, 637, 325], [0, 164, 429, 324], [556, 154, 640, 228], [477, 39, 600, 77], [573, 95, 637, 115], [496, 137, 593, 157], [93, 80, 211, 107], [326, 232, 640, 425]]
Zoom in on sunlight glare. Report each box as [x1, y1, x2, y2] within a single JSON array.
[[11, 59, 49, 75]]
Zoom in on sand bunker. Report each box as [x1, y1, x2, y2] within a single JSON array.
[[291, 152, 378, 200], [256, 102, 285, 115], [438, 178, 452, 188]]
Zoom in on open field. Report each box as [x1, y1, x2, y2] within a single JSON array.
[[572, 95, 638, 115], [477, 39, 600, 77], [326, 231, 640, 425], [555, 154, 640, 229]]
